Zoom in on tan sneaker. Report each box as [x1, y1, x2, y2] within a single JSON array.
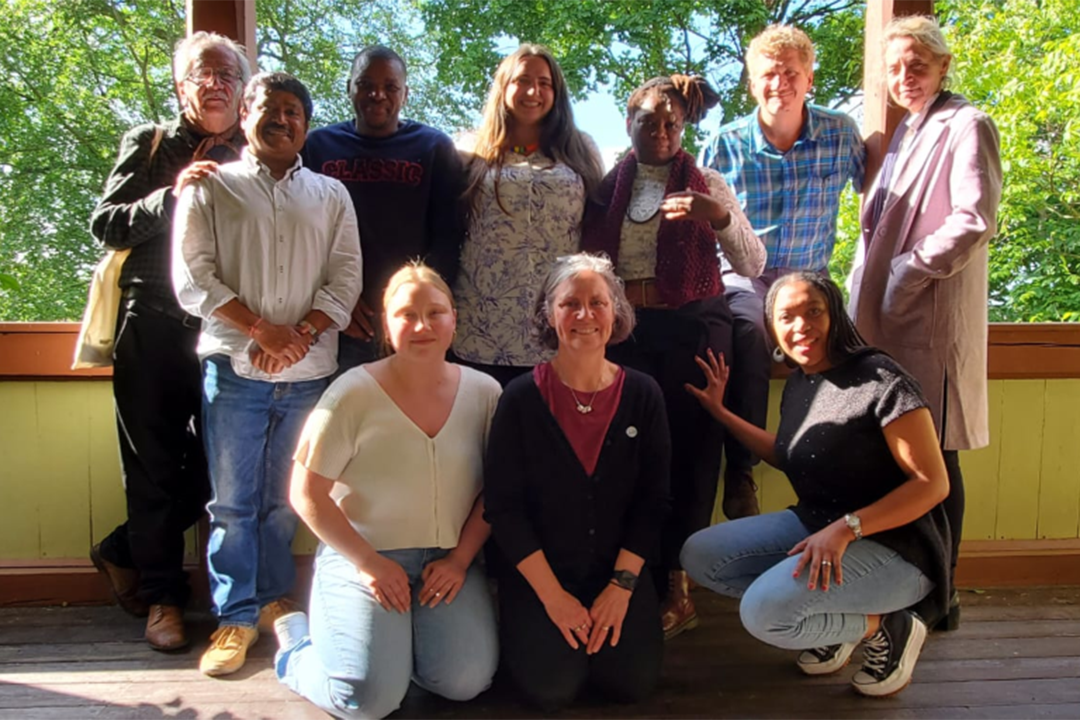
[[199, 625, 259, 677], [258, 598, 302, 633]]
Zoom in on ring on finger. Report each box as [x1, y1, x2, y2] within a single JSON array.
[[821, 560, 833, 567]]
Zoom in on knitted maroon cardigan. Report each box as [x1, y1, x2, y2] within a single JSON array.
[[581, 149, 721, 307]]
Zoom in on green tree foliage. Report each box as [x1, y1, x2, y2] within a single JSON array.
[[0, 0, 183, 321], [418, 0, 865, 129], [939, 0, 1080, 321], [0, 0, 466, 321]]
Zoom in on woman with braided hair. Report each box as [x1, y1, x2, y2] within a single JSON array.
[[582, 74, 765, 640]]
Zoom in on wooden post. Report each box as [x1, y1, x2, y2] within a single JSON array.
[[186, 0, 258, 72], [863, 0, 935, 183]]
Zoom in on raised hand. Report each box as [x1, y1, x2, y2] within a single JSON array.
[[684, 348, 730, 420]]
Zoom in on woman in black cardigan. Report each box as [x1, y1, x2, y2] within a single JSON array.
[[484, 253, 671, 711]]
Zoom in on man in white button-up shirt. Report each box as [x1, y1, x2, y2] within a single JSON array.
[[173, 71, 361, 677]]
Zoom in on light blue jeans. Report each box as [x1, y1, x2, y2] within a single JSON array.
[[202, 354, 328, 627], [276, 544, 498, 719], [681, 510, 933, 649]]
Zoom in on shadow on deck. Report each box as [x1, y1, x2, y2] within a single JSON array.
[[2, 586, 1079, 719]]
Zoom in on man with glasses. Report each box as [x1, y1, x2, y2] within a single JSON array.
[[89, 31, 250, 652], [302, 45, 465, 372]]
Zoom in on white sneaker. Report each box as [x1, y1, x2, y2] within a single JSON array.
[[797, 641, 858, 675], [851, 610, 927, 697]]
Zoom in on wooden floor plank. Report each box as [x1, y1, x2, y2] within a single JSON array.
[[1, 587, 1079, 719]]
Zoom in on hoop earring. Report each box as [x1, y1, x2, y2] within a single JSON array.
[[772, 346, 787, 364]]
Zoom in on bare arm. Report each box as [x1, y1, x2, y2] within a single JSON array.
[[418, 495, 491, 607], [289, 463, 411, 612], [789, 407, 950, 591]]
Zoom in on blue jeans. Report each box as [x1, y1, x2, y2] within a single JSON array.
[[276, 545, 498, 719], [681, 510, 933, 649], [201, 354, 328, 626]]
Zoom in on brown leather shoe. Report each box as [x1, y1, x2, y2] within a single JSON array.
[[89, 543, 148, 617], [661, 570, 699, 640], [258, 597, 302, 634], [722, 467, 761, 520], [145, 604, 188, 651]]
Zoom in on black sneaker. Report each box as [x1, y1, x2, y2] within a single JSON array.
[[797, 641, 858, 675], [851, 610, 927, 697]]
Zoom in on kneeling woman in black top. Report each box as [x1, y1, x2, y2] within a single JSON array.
[[484, 253, 671, 711], [681, 272, 951, 698]]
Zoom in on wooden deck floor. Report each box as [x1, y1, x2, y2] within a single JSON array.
[[1, 586, 1078, 719]]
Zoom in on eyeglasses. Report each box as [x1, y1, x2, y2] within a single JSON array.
[[184, 67, 242, 87]]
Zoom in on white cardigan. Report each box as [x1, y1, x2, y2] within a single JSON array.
[[294, 365, 501, 550]]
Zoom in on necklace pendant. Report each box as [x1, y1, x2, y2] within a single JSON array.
[[576, 402, 593, 414]]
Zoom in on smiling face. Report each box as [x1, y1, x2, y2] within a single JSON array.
[[748, 48, 813, 123], [177, 45, 243, 135], [384, 281, 456, 358], [771, 280, 832, 374], [349, 56, 407, 137], [549, 270, 615, 353], [628, 91, 685, 166], [241, 86, 308, 172], [886, 36, 950, 114], [504, 55, 555, 128]]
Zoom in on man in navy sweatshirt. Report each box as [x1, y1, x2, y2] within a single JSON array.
[[302, 45, 465, 371]]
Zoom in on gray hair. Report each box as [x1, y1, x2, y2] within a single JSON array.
[[173, 31, 252, 86], [532, 253, 636, 351], [883, 15, 951, 61]]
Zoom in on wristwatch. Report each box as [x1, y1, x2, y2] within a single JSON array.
[[610, 569, 639, 591], [844, 513, 863, 540], [298, 320, 320, 343]]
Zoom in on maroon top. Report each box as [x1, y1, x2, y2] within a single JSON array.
[[534, 362, 625, 476]]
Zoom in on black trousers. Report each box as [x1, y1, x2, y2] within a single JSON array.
[[98, 296, 209, 607], [721, 281, 771, 472], [499, 568, 663, 712], [607, 295, 733, 578], [942, 449, 965, 575]]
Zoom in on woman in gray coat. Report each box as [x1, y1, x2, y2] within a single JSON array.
[[849, 14, 1002, 630]]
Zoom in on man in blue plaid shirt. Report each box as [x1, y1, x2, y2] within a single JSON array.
[[701, 24, 865, 520]]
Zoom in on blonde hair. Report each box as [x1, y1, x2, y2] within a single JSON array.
[[883, 15, 951, 59], [747, 24, 815, 74], [464, 44, 604, 214], [382, 261, 455, 312]]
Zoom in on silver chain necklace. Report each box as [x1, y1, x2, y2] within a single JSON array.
[[567, 385, 600, 414]]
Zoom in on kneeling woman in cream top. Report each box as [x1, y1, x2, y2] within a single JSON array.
[[274, 263, 501, 719]]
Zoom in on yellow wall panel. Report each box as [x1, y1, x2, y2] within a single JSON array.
[[994, 380, 1045, 539], [87, 382, 125, 546], [5, 375, 1080, 566], [1036, 380, 1080, 539], [0, 384, 43, 558], [33, 383, 94, 558], [959, 380, 1005, 540]]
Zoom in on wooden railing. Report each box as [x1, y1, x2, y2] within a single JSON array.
[[1, 321, 1078, 604]]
